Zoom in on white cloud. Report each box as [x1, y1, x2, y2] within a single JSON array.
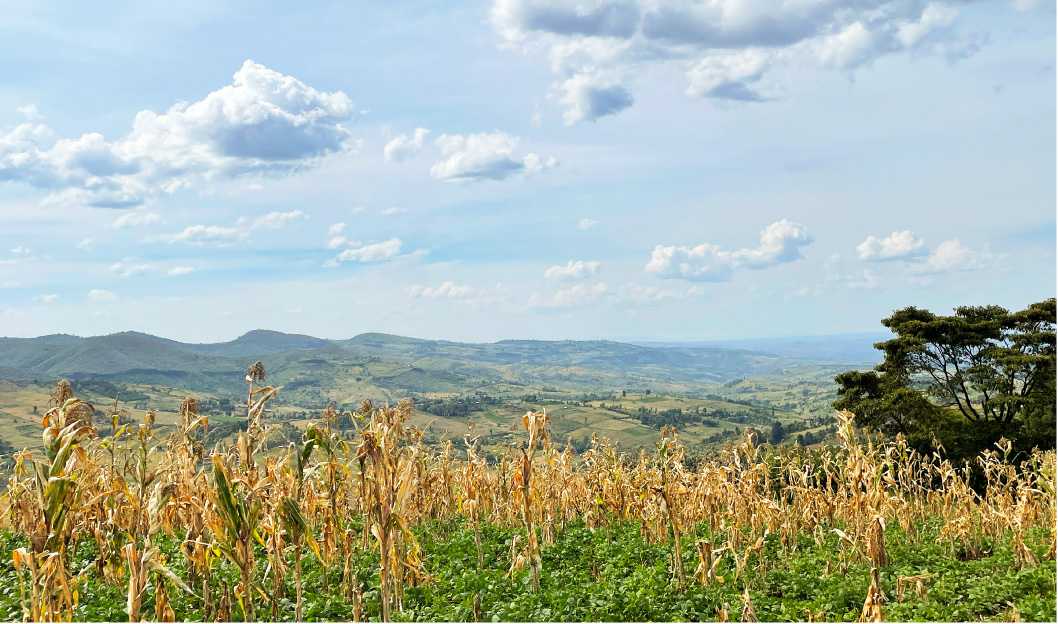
[[408, 281, 478, 298], [16, 104, 41, 121], [31, 294, 58, 303], [325, 236, 349, 249], [76, 238, 92, 251], [646, 219, 812, 282], [384, 128, 430, 163], [168, 266, 194, 276], [430, 131, 556, 182], [490, 0, 987, 122], [530, 282, 609, 307], [110, 260, 155, 278], [381, 206, 406, 216], [0, 60, 356, 208], [577, 218, 598, 230], [9, 246, 31, 254], [814, 22, 883, 70], [897, 3, 959, 48], [328, 222, 346, 236], [110, 211, 162, 228], [159, 224, 245, 246], [87, 289, 117, 301], [336, 238, 403, 262], [856, 230, 928, 261], [240, 209, 307, 230], [686, 49, 772, 100], [923, 238, 978, 272], [558, 74, 634, 124], [350, 206, 365, 214], [544, 259, 600, 280]]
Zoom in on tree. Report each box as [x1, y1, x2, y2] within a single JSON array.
[[769, 421, 785, 446], [835, 298, 1056, 458]]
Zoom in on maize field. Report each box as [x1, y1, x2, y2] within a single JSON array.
[[0, 368, 1054, 622]]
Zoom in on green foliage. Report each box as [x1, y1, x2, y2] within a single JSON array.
[[0, 516, 1049, 622], [835, 299, 1056, 461]]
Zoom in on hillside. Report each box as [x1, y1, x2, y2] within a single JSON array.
[[0, 330, 819, 390], [0, 328, 869, 456]]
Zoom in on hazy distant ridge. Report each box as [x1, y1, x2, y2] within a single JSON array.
[[0, 329, 880, 390]]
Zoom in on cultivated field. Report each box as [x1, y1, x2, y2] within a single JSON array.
[[0, 372, 1054, 622]]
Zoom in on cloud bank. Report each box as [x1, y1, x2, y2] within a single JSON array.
[[0, 60, 356, 208], [491, 0, 993, 122]]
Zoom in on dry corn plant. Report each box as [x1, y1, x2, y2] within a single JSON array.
[[655, 425, 688, 591], [280, 431, 322, 621], [356, 399, 429, 621], [10, 385, 97, 622], [514, 409, 550, 593], [858, 567, 884, 623], [209, 454, 268, 622]]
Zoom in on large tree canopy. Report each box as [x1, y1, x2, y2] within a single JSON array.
[[835, 299, 1056, 458]]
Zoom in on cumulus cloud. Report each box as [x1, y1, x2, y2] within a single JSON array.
[[111, 211, 162, 228], [492, 0, 641, 41], [110, 260, 155, 278], [558, 74, 635, 124], [577, 218, 598, 230], [0, 60, 356, 208], [923, 238, 979, 272], [384, 128, 430, 162], [646, 219, 812, 282], [76, 238, 92, 251], [239, 209, 307, 230], [381, 206, 406, 216], [856, 230, 928, 261], [159, 224, 245, 246], [336, 238, 403, 262], [854, 232, 992, 273], [10, 246, 31, 254], [544, 259, 600, 280], [87, 289, 117, 301], [529, 282, 609, 307], [168, 266, 194, 276], [686, 49, 772, 100], [430, 131, 556, 182], [328, 222, 346, 236], [31, 294, 58, 303], [408, 281, 478, 298], [490, 0, 993, 121]]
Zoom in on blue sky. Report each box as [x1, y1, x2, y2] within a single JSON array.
[[0, 0, 1054, 343]]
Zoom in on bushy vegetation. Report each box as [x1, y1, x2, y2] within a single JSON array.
[[835, 299, 1056, 463]]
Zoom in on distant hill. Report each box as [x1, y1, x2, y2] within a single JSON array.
[[338, 334, 797, 383], [0, 329, 878, 397], [0, 334, 85, 346], [182, 329, 333, 357], [634, 332, 888, 365]]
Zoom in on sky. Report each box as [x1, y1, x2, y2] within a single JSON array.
[[0, 0, 1054, 344]]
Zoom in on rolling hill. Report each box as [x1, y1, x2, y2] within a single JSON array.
[[0, 329, 868, 403]]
